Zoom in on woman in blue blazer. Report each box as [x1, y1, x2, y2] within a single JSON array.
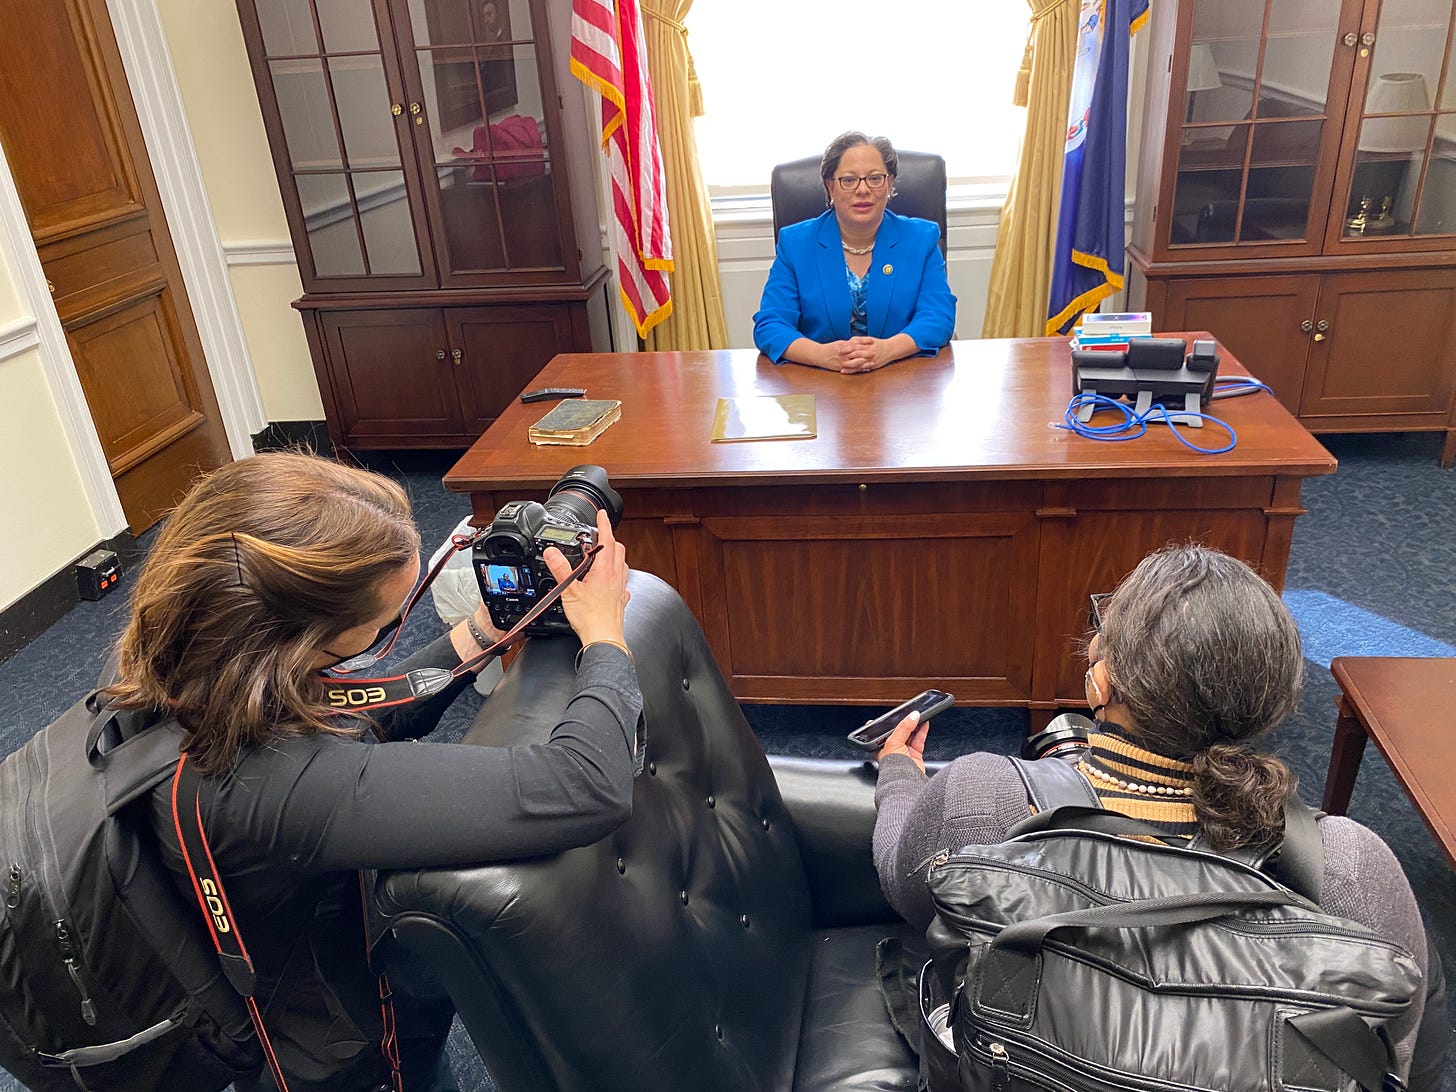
[[754, 132, 957, 373]]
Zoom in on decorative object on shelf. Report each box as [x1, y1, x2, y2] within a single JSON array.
[[1346, 72, 1431, 234], [1182, 42, 1222, 141]]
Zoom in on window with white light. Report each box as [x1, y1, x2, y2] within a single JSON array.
[[687, 3, 1031, 194]]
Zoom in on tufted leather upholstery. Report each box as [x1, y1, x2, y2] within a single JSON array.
[[770, 150, 949, 257], [374, 573, 919, 1091]]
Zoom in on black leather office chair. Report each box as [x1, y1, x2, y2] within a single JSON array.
[[770, 150, 948, 257], [374, 573, 919, 1091]]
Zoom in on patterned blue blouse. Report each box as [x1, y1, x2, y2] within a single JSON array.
[[846, 265, 869, 337]]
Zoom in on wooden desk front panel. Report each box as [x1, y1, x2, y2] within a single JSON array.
[[470, 475, 1286, 707]]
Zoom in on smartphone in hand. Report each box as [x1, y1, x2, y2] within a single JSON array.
[[847, 689, 955, 751]]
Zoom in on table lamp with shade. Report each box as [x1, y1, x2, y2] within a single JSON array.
[[1182, 42, 1223, 140], [1347, 72, 1431, 234]]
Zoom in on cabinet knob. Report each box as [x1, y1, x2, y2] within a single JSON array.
[[1315, 319, 1329, 332], [391, 103, 403, 116], [435, 349, 446, 360], [1361, 31, 1375, 46], [1300, 320, 1313, 333], [1343, 31, 1357, 46], [452, 348, 463, 365]]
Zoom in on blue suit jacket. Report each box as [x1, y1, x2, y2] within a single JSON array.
[[753, 209, 956, 364]]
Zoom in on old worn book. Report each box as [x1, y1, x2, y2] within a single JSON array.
[[527, 398, 622, 446], [710, 394, 816, 442]]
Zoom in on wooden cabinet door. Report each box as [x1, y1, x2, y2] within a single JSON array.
[[0, 0, 230, 531], [1162, 274, 1319, 414], [317, 308, 461, 445], [1301, 268, 1456, 418], [448, 304, 578, 437]]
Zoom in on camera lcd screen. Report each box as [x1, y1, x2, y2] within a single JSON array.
[[480, 563, 529, 596], [539, 526, 580, 544]]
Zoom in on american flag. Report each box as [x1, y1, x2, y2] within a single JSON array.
[[570, 0, 673, 338]]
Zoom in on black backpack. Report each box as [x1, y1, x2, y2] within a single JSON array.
[[0, 691, 269, 1092], [919, 756, 1424, 1092]]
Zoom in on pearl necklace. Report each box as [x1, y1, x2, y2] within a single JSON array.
[[1079, 760, 1194, 797], [841, 240, 875, 255]]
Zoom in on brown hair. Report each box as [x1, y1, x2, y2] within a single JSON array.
[[1097, 545, 1304, 849], [106, 452, 421, 775], [819, 131, 899, 192]]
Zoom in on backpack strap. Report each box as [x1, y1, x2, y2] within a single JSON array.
[[1014, 755, 1327, 903], [171, 754, 291, 1092], [1007, 755, 1100, 812]]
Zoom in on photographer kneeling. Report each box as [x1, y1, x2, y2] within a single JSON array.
[[871, 545, 1447, 1087], [106, 452, 641, 1091]]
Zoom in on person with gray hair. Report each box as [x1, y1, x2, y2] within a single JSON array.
[[753, 130, 956, 373], [871, 544, 1447, 1087]]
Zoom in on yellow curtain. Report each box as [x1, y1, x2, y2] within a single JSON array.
[[639, 0, 728, 350], [980, 0, 1079, 339]]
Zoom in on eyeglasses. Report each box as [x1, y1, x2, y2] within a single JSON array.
[[1088, 592, 1112, 633], [834, 172, 890, 192]]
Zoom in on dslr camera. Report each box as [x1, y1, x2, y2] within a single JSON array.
[[473, 464, 623, 636]]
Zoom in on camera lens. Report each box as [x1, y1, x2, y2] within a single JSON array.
[[1019, 712, 1094, 761], [545, 464, 623, 529]]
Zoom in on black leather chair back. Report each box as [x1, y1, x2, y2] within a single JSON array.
[[376, 574, 816, 1092], [770, 150, 948, 257]]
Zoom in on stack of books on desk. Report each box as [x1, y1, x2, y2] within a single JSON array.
[[527, 398, 622, 446], [1070, 311, 1153, 352]]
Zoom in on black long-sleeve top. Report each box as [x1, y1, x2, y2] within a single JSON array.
[[141, 636, 641, 1064]]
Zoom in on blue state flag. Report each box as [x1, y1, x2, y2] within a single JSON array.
[[1046, 0, 1149, 336]]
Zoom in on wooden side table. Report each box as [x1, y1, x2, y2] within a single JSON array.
[[1322, 657, 1456, 869]]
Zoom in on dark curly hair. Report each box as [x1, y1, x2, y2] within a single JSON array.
[[819, 131, 898, 192], [1096, 545, 1304, 849]]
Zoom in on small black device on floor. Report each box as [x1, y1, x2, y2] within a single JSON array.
[[519, 387, 587, 404], [848, 689, 955, 751], [1071, 337, 1219, 426], [75, 548, 121, 600]]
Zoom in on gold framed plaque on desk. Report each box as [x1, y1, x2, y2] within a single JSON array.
[[445, 337, 1334, 727]]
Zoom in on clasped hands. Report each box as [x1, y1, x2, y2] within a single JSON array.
[[815, 336, 899, 374]]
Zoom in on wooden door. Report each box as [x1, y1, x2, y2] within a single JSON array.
[[1301, 268, 1456, 419], [314, 307, 462, 447], [0, 0, 230, 531], [448, 304, 580, 438], [1161, 274, 1319, 414]]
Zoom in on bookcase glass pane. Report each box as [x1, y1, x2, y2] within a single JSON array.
[[1185, 38, 1256, 126], [1260, 31, 1335, 117], [437, 158, 563, 271], [357, 171, 423, 275], [1371, 0, 1451, 114], [270, 59, 343, 171], [316, 0, 380, 54], [329, 57, 399, 168], [257, 0, 318, 55], [1190, 0, 1263, 125], [297, 173, 365, 275], [1412, 133, 1456, 235]]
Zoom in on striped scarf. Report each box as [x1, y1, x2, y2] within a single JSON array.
[[1075, 728, 1198, 840]]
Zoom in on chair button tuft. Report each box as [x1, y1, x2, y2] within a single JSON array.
[[682, 678, 690, 690], [739, 914, 749, 928], [617, 857, 626, 874], [761, 817, 770, 830], [680, 890, 689, 905], [714, 1024, 724, 1040], [706, 794, 715, 808], [648, 761, 657, 775]]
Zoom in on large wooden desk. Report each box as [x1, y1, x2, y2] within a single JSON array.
[[444, 338, 1334, 717]]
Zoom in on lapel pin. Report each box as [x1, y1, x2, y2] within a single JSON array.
[[882, 263, 893, 275]]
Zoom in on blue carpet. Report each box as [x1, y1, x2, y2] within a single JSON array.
[[1, 435, 1453, 1090]]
